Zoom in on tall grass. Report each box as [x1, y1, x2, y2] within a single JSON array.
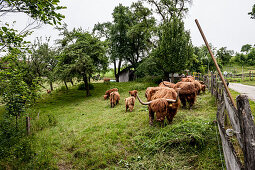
[[0, 82, 224, 169]]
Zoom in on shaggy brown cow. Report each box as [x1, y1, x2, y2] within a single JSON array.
[[145, 87, 170, 101], [137, 88, 180, 126], [47, 89, 51, 94], [159, 81, 175, 88], [110, 91, 120, 108], [103, 78, 110, 83], [174, 82, 197, 109], [181, 78, 202, 95], [103, 95, 108, 100], [125, 96, 135, 112], [129, 90, 138, 98], [104, 88, 118, 100]]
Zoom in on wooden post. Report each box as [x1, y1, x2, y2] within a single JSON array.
[[249, 71, 251, 81], [26, 116, 30, 135], [195, 19, 236, 108], [236, 95, 255, 169]]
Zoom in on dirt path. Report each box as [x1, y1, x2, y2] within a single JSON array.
[[229, 83, 255, 102]]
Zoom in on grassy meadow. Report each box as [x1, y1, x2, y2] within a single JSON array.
[[0, 82, 224, 169]]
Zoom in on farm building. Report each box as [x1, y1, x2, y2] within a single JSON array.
[[118, 67, 135, 82]]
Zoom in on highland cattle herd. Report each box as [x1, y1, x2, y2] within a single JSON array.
[[103, 76, 206, 127]]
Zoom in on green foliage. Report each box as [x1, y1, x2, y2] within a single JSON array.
[[0, 114, 35, 168], [0, 53, 39, 119], [216, 47, 234, 65], [241, 44, 252, 54], [0, 0, 65, 25], [248, 4, 255, 19], [153, 16, 193, 77], [94, 2, 156, 81], [56, 27, 108, 95]]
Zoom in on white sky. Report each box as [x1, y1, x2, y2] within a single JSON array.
[[1, 0, 255, 53]]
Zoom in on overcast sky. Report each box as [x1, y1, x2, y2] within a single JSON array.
[[2, 0, 255, 53]]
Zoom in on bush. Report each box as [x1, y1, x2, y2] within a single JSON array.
[[77, 83, 94, 90]]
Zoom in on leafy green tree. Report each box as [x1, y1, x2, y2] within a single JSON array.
[[153, 17, 193, 79], [0, 0, 65, 127], [143, 0, 193, 79], [94, 2, 156, 81], [0, 0, 65, 53], [57, 29, 108, 96], [241, 44, 252, 54], [125, 2, 156, 69], [247, 48, 255, 65], [110, 4, 131, 82], [248, 4, 255, 19], [0, 51, 39, 127], [29, 37, 58, 91], [216, 47, 234, 65]]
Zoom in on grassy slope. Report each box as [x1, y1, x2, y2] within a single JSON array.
[[1, 82, 223, 169]]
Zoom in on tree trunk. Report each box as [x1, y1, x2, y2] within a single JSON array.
[[83, 74, 90, 96], [64, 81, 68, 90], [70, 79, 74, 86], [50, 81, 53, 91], [116, 59, 122, 82], [113, 60, 119, 82]]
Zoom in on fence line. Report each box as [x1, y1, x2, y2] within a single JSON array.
[[205, 73, 255, 170]]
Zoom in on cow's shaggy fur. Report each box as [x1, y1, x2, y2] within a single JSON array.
[[145, 87, 170, 101], [104, 88, 118, 100], [141, 87, 180, 126], [110, 91, 120, 108], [174, 82, 196, 109], [159, 81, 175, 88], [103, 78, 110, 83], [125, 96, 135, 112], [129, 90, 138, 98], [181, 78, 202, 95]]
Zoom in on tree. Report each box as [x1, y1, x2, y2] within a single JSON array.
[[248, 4, 255, 19], [0, 0, 65, 53], [216, 47, 234, 65], [0, 0, 65, 128], [57, 29, 108, 96], [241, 44, 252, 54], [125, 2, 156, 69], [153, 17, 193, 79], [142, 0, 193, 80], [29, 37, 58, 91], [93, 2, 156, 81]]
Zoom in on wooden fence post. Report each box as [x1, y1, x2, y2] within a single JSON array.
[[236, 95, 255, 169]]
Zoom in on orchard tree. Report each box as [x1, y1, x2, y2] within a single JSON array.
[[57, 29, 108, 96], [29, 37, 58, 91]]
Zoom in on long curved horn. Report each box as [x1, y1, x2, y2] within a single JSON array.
[[137, 94, 152, 105], [162, 81, 170, 87]]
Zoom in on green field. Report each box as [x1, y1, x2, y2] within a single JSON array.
[[0, 82, 224, 169]]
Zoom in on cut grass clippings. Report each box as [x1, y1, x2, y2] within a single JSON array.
[[0, 82, 224, 169]]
